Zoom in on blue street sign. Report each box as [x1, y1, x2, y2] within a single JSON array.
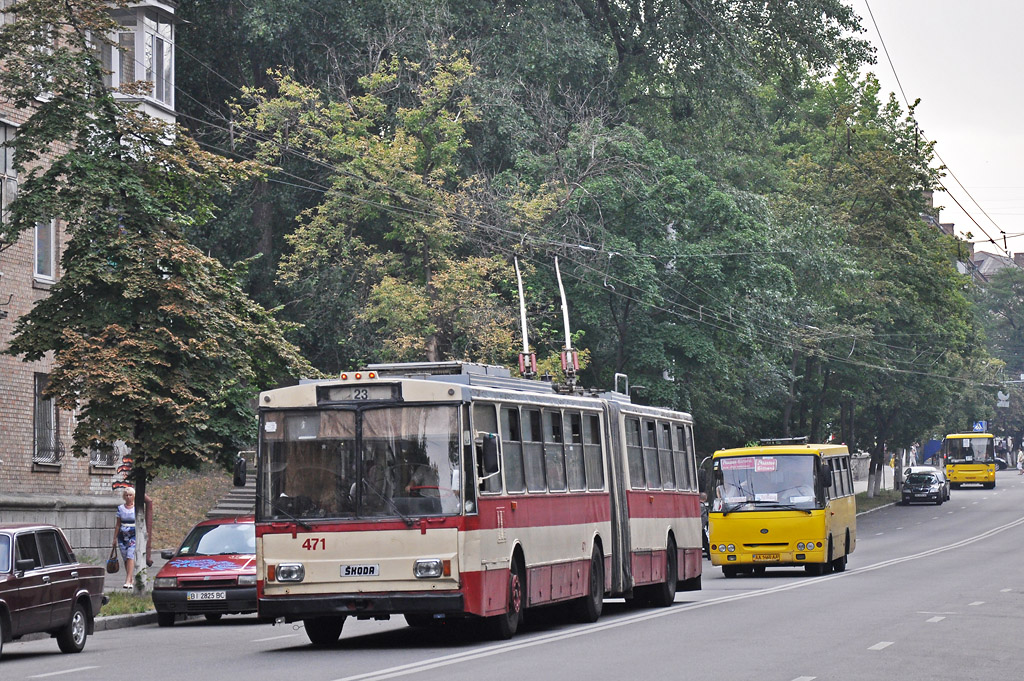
[[972, 421, 987, 432]]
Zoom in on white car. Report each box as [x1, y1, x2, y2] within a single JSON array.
[[903, 465, 950, 501]]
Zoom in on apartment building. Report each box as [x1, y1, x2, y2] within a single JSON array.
[[0, 0, 177, 559]]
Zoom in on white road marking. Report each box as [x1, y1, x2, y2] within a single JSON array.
[[926, 616, 945, 623], [1001, 588, 1012, 592], [29, 667, 100, 678], [253, 634, 299, 642], [969, 601, 984, 606], [791, 677, 817, 681], [875, 532, 884, 536], [868, 641, 894, 651], [332, 513, 1024, 681]]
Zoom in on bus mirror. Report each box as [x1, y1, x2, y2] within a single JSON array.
[[233, 455, 247, 487], [481, 433, 500, 476], [821, 474, 832, 488]]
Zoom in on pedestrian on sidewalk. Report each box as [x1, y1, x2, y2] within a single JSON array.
[[113, 487, 137, 590], [1017, 454, 1023, 476]]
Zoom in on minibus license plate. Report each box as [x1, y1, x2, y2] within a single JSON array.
[[187, 591, 226, 601], [752, 554, 779, 562], [341, 564, 380, 577]]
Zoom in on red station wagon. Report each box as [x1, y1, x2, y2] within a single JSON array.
[[152, 516, 256, 627], [0, 524, 106, 660]]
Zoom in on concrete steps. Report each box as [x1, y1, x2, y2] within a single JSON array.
[[206, 477, 255, 518]]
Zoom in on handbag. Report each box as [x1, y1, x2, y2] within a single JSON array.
[[106, 547, 120, 574]]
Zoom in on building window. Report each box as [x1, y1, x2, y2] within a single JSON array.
[[0, 0, 15, 26], [1, 123, 16, 226], [34, 218, 55, 281], [102, 7, 173, 108], [34, 373, 64, 464]]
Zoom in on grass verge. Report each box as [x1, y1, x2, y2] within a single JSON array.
[[101, 591, 154, 616], [856, 488, 900, 513]]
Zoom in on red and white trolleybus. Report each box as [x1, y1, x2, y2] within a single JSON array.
[[254, 361, 701, 644]]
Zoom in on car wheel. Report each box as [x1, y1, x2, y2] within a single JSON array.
[[56, 602, 88, 654], [157, 612, 176, 628]]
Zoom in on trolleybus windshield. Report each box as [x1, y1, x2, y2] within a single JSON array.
[[258, 405, 462, 521], [712, 454, 819, 513]]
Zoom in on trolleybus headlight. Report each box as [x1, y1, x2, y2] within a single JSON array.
[[154, 577, 176, 589], [797, 542, 805, 551], [726, 544, 735, 553], [237, 574, 257, 586], [807, 539, 815, 548], [414, 559, 444, 578], [276, 563, 306, 582]]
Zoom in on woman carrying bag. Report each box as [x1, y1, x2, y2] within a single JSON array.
[[113, 487, 137, 589]]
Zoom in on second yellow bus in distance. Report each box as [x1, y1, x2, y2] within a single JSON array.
[[708, 440, 856, 577], [942, 432, 996, 489]]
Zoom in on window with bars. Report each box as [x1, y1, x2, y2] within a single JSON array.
[[33, 373, 64, 464]]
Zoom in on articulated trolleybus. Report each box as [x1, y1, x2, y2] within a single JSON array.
[[255, 362, 701, 644], [942, 432, 996, 489], [708, 440, 856, 577]]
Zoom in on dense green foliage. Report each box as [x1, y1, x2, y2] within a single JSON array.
[[0, 0, 312, 484], [3, 0, 1017, 464], [170, 0, 1015, 454]]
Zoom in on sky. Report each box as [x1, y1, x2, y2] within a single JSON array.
[[847, 0, 1024, 259]]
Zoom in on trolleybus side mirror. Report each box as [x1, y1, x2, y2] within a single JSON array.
[[481, 433, 500, 477]]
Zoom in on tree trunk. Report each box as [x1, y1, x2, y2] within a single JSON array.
[[781, 350, 799, 438]]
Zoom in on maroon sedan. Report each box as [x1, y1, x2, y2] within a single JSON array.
[[0, 524, 106, 659], [152, 516, 256, 627]]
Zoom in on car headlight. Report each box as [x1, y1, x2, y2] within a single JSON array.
[[930, 485, 940, 492], [154, 577, 177, 589], [275, 563, 305, 582], [237, 574, 257, 586]]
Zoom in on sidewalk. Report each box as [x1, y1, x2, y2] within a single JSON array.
[[853, 469, 896, 495], [103, 543, 171, 593]]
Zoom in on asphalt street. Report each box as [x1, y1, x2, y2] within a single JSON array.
[[4, 470, 1022, 681]]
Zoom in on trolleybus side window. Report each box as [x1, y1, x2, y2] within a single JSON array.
[[685, 425, 698, 490], [643, 419, 662, 490], [673, 425, 690, 491], [475, 403, 502, 495], [500, 407, 526, 493], [583, 414, 604, 490], [544, 410, 568, 492], [844, 457, 853, 495], [523, 408, 546, 492], [659, 422, 676, 490], [565, 412, 587, 492], [626, 417, 645, 489]]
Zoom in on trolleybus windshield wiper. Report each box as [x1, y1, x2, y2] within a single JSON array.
[[361, 480, 415, 527], [271, 498, 313, 531]]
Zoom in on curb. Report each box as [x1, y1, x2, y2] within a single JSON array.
[[856, 502, 897, 516], [95, 611, 158, 630]]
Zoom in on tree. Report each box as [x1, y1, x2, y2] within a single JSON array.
[[0, 1, 311, 501], [239, 49, 519, 369]]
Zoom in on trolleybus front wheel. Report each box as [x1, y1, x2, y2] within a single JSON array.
[[487, 560, 524, 640], [304, 616, 346, 646]]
